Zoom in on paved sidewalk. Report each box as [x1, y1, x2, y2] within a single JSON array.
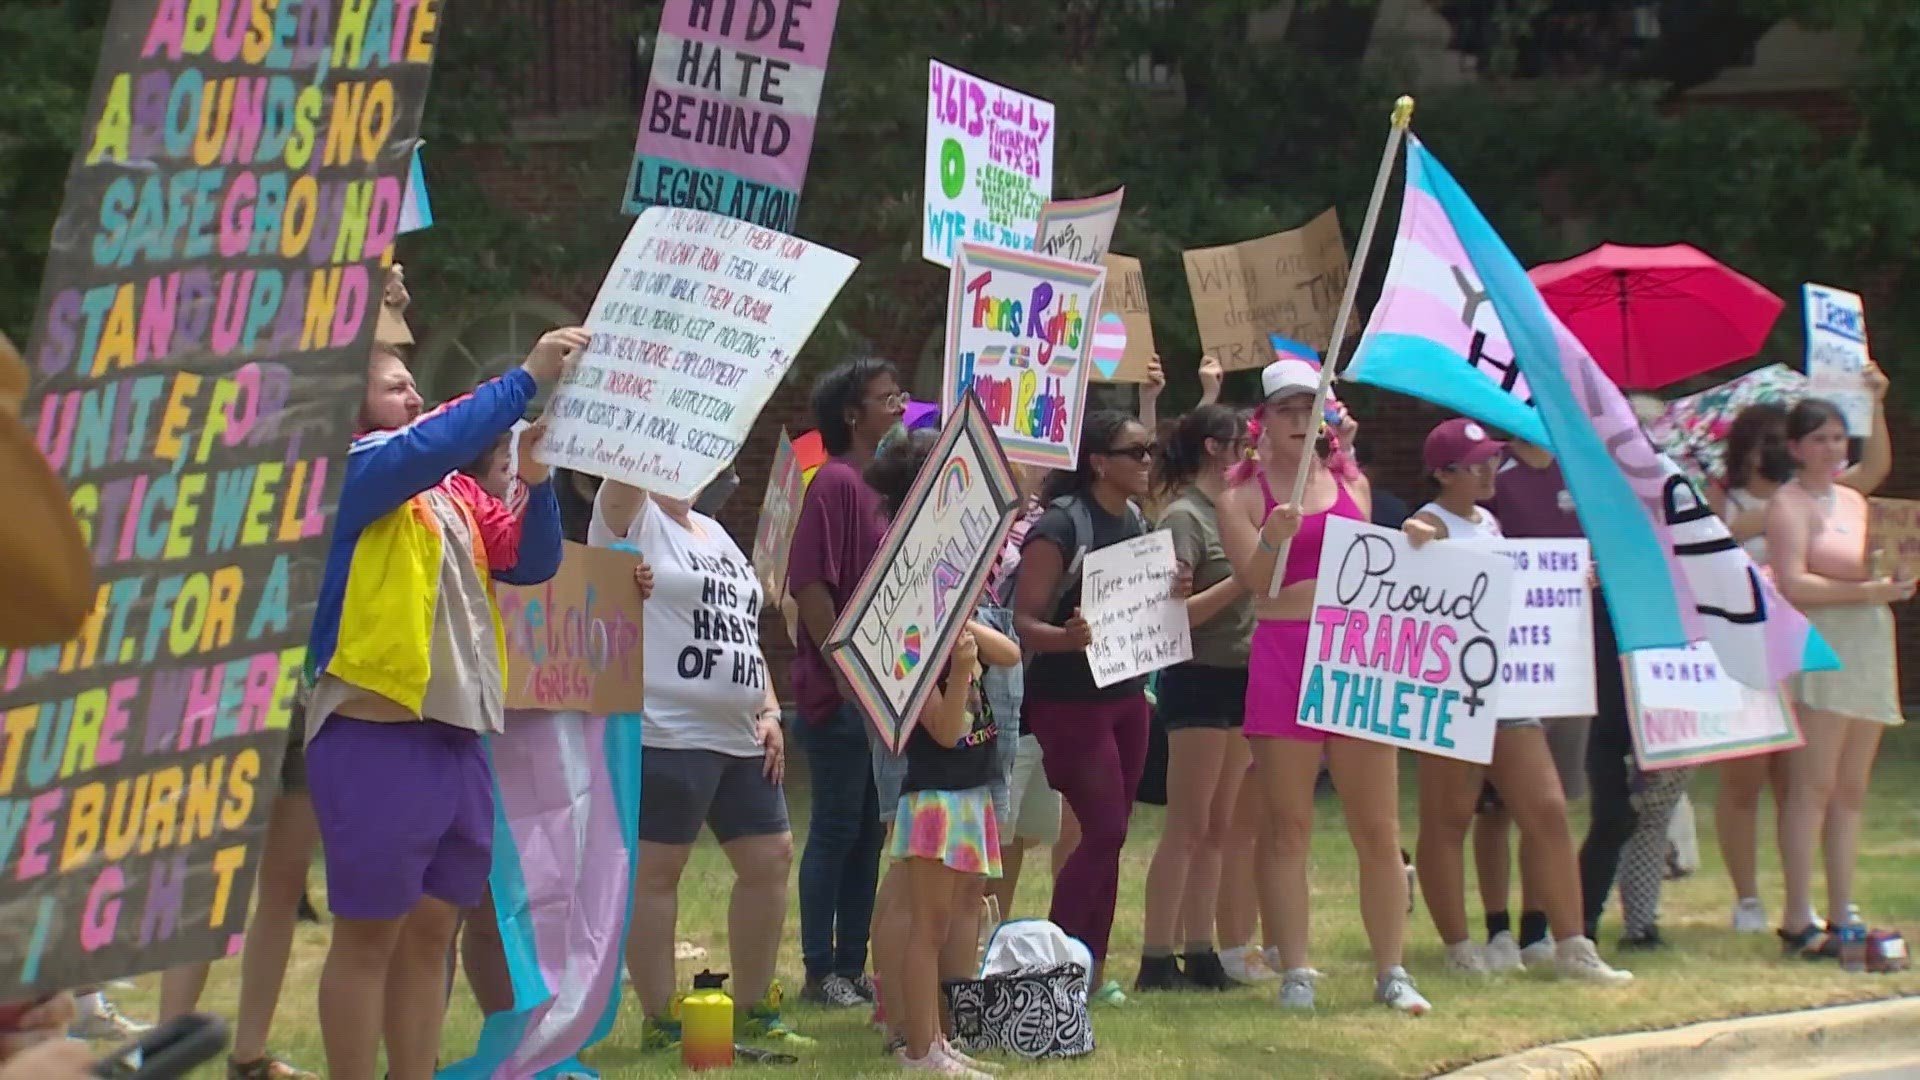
[[1438, 997, 1920, 1079]]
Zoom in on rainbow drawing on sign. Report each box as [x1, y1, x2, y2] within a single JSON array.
[[936, 456, 972, 512], [1092, 312, 1128, 380], [894, 627, 924, 679]]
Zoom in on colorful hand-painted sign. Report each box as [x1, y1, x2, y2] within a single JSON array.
[[1095, 253, 1156, 384], [1802, 283, 1874, 436], [497, 544, 647, 714], [923, 61, 1055, 266], [1625, 645, 1804, 770], [1, 0, 439, 997], [623, 0, 843, 231], [1034, 188, 1123, 268]]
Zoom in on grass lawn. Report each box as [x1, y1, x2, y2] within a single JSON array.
[[113, 729, 1920, 1078]]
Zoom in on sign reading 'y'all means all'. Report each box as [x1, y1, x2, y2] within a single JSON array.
[[3, 0, 441, 998], [1463, 539, 1595, 719], [624, 0, 842, 231], [825, 395, 1022, 752], [941, 242, 1105, 471], [1082, 531, 1192, 688], [1801, 283, 1874, 437], [538, 207, 857, 501], [923, 60, 1055, 267], [1298, 520, 1515, 764]]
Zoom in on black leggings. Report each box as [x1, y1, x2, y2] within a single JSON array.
[[1577, 599, 1635, 937]]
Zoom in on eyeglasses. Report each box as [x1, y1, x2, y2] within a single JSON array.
[[866, 392, 908, 410], [1103, 443, 1156, 463]]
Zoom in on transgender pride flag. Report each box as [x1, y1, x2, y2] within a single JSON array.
[[1345, 136, 1836, 689], [399, 146, 434, 234]]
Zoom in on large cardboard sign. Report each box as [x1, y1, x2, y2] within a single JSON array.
[[1868, 497, 1920, 581], [1083, 531, 1191, 687], [539, 207, 857, 499], [622, 0, 843, 231], [825, 396, 1022, 751], [1298, 520, 1515, 764], [1095, 253, 1156, 384], [1464, 539, 1596, 719], [498, 544, 647, 714], [1626, 644, 1803, 770], [0, 0, 438, 997], [752, 428, 806, 605], [941, 242, 1106, 471], [1802, 283, 1874, 436], [1182, 208, 1352, 371], [923, 61, 1055, 266]]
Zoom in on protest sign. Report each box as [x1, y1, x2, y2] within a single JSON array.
[[1094, 253, 1155, 383], [623, 0, 842, 231], [1034, 188, 1124, 267], [825, 395, 1022, 751], [498, 544, 646, 714], [1626, 643, 1742, 713], [538, 207, 857, 499], [1626, 649, 1802, 770], [1083, 531, 1191, 688], [942, 243, 1106, 471], [1868, 497, 1920, 581], [1298, 520, 1514, 764], [1465, 539, 1595, 719], [1802, 284, 1874, 436], [0, 0, 438, 997], [923, 61, 1055, 266], [1182, 208, 1352, 371], [752, 428, 807, 605]]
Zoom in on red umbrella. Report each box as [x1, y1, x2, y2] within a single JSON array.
[[1527, 243, 1784, 391]]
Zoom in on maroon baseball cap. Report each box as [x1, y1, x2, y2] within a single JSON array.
[[1423, 417, 1506, 473]]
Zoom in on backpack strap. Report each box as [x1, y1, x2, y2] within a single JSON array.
[[1043, 495, 1095, 621]]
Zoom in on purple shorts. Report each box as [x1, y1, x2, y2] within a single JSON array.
[[1244, 620, 1325, 743], [307, 716, 495, 920]]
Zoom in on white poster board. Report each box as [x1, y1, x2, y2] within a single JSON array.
[[923, 60, 1055, 267], [1034, 188, 1124, 268], [1802, 283, 1874, 436], [1626, 641, 1804, 770], [1082, 530, 1191, 688], [539, 207, 857, 498], [1463, 539, 1595, 719], [1626, 643, 1743, 713], [1298, 519, 1515, 764]]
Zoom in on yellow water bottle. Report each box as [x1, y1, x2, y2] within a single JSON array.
[[680, 970, 734, 1070]]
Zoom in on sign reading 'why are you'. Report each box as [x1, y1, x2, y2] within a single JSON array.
[[2, 0, 440, 996]]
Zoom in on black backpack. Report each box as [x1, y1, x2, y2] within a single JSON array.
[[1014, 493, 1149, 636]]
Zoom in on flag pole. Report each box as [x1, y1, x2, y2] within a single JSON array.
[[1269, 95, 1415, 597]]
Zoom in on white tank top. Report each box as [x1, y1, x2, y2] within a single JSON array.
[[1417, 501, 1504, 542], [1726, 487, 1768, 563]]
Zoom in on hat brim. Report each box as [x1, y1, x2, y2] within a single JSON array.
[[1264, 384, 1317, 404]]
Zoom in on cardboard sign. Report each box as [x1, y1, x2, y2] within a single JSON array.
[[1626, 643, 1742, 713], [1182, 208, 1352, 371], [941, 243, 1106, 471], [0, 0, 439, 998], [1626, 644, 1803, 770], [1095, 253, 1156, 384], [825, 396, 1022, 751], [1034, 188, 1124, 267], [1465, 539, 1596, 719], [923, 60, 1055, 266], [1802, 284, 1874, 437], [539, 207, 857, 499], [499, 544, 647, 714], [1083, 531, 1192, 687], [1298, 520, 1515, 764], [622, 0, 843, 231], [752, 428, 807, 605], [1868, 497, 1920, 580]]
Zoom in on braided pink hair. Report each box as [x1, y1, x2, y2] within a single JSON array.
[[1228, 401, 1359, 488]]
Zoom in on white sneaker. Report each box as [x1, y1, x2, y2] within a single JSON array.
[[1554, 937, 1634, 985], [1445, 940, 1489, 974], [69, 996, 151, 1041], [1374, 966, 1432, 1015], [897, 1044, 988, 1077], [1220, 945, 1280, 984], [1731, 897, 1769, 934], [1263, 946, 1324, 981], [1278, 967, 1317, 1011], [1519, 936, 1556, 969], [938, 1039, 1002, 1075], [1482, 931, 1525, 973]]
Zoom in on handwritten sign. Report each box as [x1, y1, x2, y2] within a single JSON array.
[[499, 544, 646, 714], [1626, 643, 1742, 713], [1182, 208, 1352, 371], [1802, 283, 1874, 436], [825, 395, 1021, 751], [752, 428, 806, 606], [623, 0, 843, 231], [1034, 188, 1124, 267], [1083, 531, 1191, 688], [1868, 497, 1920, 580], [1465, 539, 1595, 719], [1298, 520, 1514, 764], [0, 0, 438, 997], [539, 207, 857, 499], [1626, 645, 1803, 770], [942, 243, 1106, 471], [923, 60, 1055, 267], [1094, 253, 1156, 384]]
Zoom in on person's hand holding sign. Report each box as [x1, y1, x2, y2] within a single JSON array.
[[1864, 357, 1890, 400], [522, 326, 590, 388], [1142, 354, 1167, 403], [1402, 517, 1440, 549], [516, 421, 553, 486], [1062, 609, 1094, 651], [1197, 355, 1223, 405], [1170, 561, 1194, 601], [632, 559, 655, 602], [1259, 503, 1303, 552]]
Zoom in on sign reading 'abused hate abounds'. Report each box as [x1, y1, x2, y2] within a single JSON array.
[[1298, 520, 1514, 764], [3, 0, 440, 997]]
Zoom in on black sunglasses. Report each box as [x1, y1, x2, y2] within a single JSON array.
[[1102, 442, 1156, 463]]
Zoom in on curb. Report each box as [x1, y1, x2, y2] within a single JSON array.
[[1437, 996, 1920, 1079]]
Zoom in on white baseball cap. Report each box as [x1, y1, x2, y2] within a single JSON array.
[[1261, 358, 1319, 402]]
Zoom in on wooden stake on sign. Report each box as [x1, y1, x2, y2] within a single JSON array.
[[1268, 96, 1415, 598]]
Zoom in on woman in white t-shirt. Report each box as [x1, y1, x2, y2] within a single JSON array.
[[593, 480, 811, 1051]]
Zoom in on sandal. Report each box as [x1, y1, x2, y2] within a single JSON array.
[[228, 1055, 318, 1080], [1778, 923, 1836, 960]]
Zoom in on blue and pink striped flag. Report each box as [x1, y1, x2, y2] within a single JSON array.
[[400, 146, 434, 235]]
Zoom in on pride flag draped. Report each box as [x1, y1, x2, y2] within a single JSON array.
[[438, 710, 643, 1080], [400, 146, 434, 234], [1345, 137, 1836, 688]]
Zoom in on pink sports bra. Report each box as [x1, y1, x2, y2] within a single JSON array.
[[1257, 470, 1364, 589]]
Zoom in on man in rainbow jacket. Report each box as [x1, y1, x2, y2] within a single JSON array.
[[303, 328, 584, 1080]]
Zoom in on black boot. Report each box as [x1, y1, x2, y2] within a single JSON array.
[[1133, 954, 1185, 991], [1180, 950, 1233, 991]]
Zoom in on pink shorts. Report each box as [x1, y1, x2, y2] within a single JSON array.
[[1244, 620, 1325, 742]]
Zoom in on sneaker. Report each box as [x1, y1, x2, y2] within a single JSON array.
[[1519, 936, 1556, 969], [1220, 945, 1279, 985], [1181, 949, 1234, 991], [1374, 966, 1432, 1016], [1278, 968, 1317, 1011], [1263, 946, 1325, 981], [641, 1015, 682, 1051], [70, 996, 150, 1041], [938, 1038, 1003, 1074], [227, 1055, 319, 1080], [740, 986, 816, 1047], [1133, 954, 1186, 992], [896, 1043, 988, 1077], [1553, 936, 1633, 984], [1444, 940, 1489, 974], [1483, 931, 1525, 973], [852, 973, 879, 1002], [1619, 928, 1666, 952], [803, 974, 868, 1009], [1090, 980, 1128, 1007], [1732, 897, 1769, 934]]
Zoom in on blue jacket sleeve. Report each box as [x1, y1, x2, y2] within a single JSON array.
[[336, 368, 538, 537], [495, 481, 564, 585]]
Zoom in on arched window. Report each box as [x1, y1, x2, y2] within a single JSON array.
[[412, 298, 578, 413]]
